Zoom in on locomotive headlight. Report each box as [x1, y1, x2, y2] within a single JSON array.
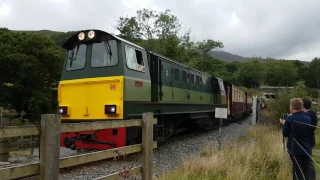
[[105, 105, 117, 115], [88, 30, 95, 39], [58, 106, 68, 115], [78, 32, 85, 40]]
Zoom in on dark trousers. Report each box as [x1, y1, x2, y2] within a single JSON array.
[[290, 154, 315, 180]]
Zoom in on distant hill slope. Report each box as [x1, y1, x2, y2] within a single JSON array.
[[13, 30, 63, 37], [210, 50, 246, 62], [210, 50, 311, 66]]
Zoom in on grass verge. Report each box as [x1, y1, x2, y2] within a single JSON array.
[[156, 125, 292, 180]]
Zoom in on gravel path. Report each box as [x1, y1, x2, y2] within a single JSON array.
[[4, 115, 252, 180]]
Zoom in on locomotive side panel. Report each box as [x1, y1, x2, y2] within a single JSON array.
[[123, 44, 152, 102]]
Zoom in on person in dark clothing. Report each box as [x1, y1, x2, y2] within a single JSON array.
[[302, 98, 318, 180], [302, 98, 318, 147], [280, 98, 313, 180]]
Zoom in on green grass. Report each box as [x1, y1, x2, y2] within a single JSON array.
[[155, 125, 292, 180], [312, 128, 320, 178]]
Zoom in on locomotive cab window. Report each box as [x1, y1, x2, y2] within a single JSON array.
[[91, 40, 118, 67], [125, 46, 145, 72], [66, 44, 87, 71]]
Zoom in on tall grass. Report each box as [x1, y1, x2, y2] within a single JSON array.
[[156, 125, 292, 180]]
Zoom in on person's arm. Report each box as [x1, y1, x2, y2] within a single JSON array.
[[282, 116, 292, 137]]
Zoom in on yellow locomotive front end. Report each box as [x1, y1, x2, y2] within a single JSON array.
[[58, 30, 128, 150], [57, 76, 124, 120]]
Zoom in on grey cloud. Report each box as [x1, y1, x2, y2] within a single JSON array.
[[1, 0, 320, 61]]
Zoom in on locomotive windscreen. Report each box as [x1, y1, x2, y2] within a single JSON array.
[[60, 30, 123, 80]]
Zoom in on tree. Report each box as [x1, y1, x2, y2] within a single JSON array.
[[263, 59, 298, 86], [0, 29, 64, 113], [114, 8, 223, 64], [306, 57, 320, 88], [233, 60, 264, 88]]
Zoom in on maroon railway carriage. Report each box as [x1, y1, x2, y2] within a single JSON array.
[[224, 81, 252, 119]]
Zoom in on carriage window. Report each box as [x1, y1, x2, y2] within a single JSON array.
[[174, 68, 179, 81], [66, 44, 86, 71], [190, 74, 195, 84], [182, 71, 187, 83], [125, 46, 145, 72], [195, 76, 201, 85], [91, 40, 118, 67]]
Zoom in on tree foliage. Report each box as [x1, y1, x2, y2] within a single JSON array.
[[268, 84, 311, 119], [114, 8, 223, 62], [0, 29, 64, 113], [306, 57, 320, 88]]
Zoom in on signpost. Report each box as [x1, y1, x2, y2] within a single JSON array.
[[252, 96, 257, 125], [215, 108, 227, 151]]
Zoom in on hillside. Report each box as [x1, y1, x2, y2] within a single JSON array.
[[210, 50, 246, 62]]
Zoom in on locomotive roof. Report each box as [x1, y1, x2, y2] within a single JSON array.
[[63, 29, 212, 78], [63, 29, 145, 50]]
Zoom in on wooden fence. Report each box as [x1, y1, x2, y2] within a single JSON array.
[[0, 108, 37, 159], [0, 112, 157, 180]]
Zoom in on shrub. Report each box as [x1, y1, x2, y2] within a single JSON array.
[[263, 84, 311, 126]]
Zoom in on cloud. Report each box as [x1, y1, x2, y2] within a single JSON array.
[[0, 0, 319, 61]]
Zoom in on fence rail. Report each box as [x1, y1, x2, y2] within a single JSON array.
[[0, 112, 157, 180]]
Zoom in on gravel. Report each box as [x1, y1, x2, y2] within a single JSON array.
[[3, 115, 252, 180]]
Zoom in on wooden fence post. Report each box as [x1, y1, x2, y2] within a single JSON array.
[[0, 108, 9, 162], [141, 112, 153, 180], [40, 114, 61, 180]]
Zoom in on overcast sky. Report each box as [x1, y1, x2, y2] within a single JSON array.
[[1, 0, 319, 62]]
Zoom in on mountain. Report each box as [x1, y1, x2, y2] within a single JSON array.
[[209, 50, 246, 62], [210, 50, 311, 66]]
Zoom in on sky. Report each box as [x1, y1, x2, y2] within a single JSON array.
[[0, 0, 320, 62]]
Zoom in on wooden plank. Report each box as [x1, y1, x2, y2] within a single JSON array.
[[0, 142, 157, 180], [60, 142, 157, 168], [0, 112, 19, 116], [0, 126, 40, 139], [94, 162, 157, 180], [141, 112, 154, 180], [61, 118, 157, 133], [0, 147, 20, 153], [40, 114, 61, 180], [0, 163, 39, 180], [0, 118, 157, 139]]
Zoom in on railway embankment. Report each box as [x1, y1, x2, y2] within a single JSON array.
[[157, 85, 320, 180], [156, 124, 293, 180]]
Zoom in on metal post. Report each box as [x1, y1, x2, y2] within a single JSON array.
[[218, 118, 222, 151], [256, 99, 260, 124], [251, 96, 257, 126]]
